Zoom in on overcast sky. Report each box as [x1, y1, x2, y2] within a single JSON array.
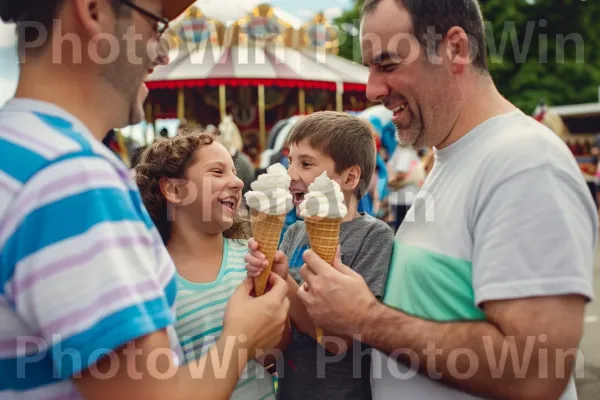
[[271, 0, 351, 20]]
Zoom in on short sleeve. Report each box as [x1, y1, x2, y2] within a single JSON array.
[[472, 164, 597, 306], [351, 224, 394, 299], [3, 155, 175, 379]]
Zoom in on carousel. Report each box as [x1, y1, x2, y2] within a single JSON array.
[[144, 1, 372, 161]]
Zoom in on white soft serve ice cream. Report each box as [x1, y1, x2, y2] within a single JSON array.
[[299, 171, 347, 218], [244, 163, 293, 215]]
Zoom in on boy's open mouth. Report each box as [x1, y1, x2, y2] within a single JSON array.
[[291, 190, 305, 207]]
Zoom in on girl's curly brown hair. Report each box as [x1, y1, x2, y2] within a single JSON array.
[[134, 128, 250, 244]]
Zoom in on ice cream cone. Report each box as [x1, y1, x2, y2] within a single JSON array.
[[304, 216, 342, 264], [250, 210, 286, 296], [304, 216, 342, 344]]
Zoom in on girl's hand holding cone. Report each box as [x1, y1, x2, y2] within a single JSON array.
[[245, 238, 289, 282]]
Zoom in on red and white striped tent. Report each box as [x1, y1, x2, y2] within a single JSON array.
[[146, 44, 368, 93], [146, 0, 368, 91]]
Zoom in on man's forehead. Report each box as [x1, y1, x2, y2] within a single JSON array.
[[359, 2, 413, 62]]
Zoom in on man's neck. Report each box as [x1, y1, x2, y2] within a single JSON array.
[[436, 76, 517, 150], [14, 62, 113, 141]]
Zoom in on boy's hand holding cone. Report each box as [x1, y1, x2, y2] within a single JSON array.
[[244, 164, 294, 296], [298, 172, 347, 343]]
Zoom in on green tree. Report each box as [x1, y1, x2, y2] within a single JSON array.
[[333, 0, 600, 112], [334, 0, 365, 63]]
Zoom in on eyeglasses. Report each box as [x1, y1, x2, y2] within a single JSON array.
[[118, 0, 170, 37]]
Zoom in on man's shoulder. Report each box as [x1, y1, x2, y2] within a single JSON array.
[[475, 112, 579, 180], [0, 112, 125, 186]]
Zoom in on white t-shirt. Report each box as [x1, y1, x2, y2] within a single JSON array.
[[386, 146, 422, 206], [372, 110, 597, 400]]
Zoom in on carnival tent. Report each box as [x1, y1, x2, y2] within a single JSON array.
[[147, 44, 368, 93], [145, 2, 371, 159]]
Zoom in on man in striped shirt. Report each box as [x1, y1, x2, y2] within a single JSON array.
[[0, 1, 290, 399]]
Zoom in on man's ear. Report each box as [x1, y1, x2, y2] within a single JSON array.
[[159, 178, 184, 205], [72, 0, 113, 39], [443, 26, 471, 75], [341, 165, 361, 193]]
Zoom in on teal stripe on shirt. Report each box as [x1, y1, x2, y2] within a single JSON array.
[[0, 138, 48, 183], [235, 375, 257, 390], [1, 188, 147, 285], [180, 325, 223, 347], [176, 297, 229, 321], [176, 280, 238, 310]]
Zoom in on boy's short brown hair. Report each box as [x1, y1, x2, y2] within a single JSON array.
[[286, 111, 376, 199]]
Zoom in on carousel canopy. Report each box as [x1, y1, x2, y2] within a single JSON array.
[[148, 2, 368, 92], [147, 45, 368, 91]]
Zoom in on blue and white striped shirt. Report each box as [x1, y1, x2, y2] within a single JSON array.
[[0, 99, 181, 399]]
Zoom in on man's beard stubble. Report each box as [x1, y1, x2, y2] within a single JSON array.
[[100, 23, 148, 127], [395, 117, 423, 147]]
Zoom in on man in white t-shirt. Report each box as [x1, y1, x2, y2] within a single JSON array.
[[295, 0, 596, 399]]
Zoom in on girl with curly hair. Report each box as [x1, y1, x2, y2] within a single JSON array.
[[135, 129, 280, 400]]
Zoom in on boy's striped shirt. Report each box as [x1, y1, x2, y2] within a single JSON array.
[[175, 238, 276, 400], [0, 99, 181, 399]]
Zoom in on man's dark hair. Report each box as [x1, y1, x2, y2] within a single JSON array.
[[361, 0, 488, 72], [0, 0, 126, 56]]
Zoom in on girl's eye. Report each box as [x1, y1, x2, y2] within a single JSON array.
[[211, 169, 223, 175], [302, 162, 312, 168]]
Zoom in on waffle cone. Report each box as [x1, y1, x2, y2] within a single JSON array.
[[250, 210, 286, 296], [304, 216, 342, 344], [304, 216, 342, 264]]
